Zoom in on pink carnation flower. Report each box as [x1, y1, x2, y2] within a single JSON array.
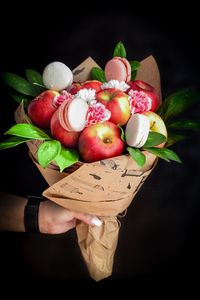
[[86, 102, 111, 127], [53, 90, 73, 108], [128, 89, 152, 114]]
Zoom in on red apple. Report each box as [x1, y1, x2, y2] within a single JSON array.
[[68, 82, 82, 94], [127, 80, 160, 112], [96, 88, 130, 125], [50, 108, 80, 148], [83, 80, 102, 92], [78, 121, 125, 162], [68, 80, 102, 95], [28, 90, 60, 129]]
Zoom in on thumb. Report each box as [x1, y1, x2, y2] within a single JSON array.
[[72, 211, 102, 227]]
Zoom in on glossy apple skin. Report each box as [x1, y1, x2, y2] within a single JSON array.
[[128, 80, 160, 112], [28, 90, 59, 129], [143, 111, 167, 148], [68, 82, 81, 94], [50, 108, 80, 148], [69, 80, 102, 95], [96, 88, 130, 126], [78, 121, 125, 162]]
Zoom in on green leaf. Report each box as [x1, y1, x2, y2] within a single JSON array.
[[25, 69, 46, 93], [25, 69, 43, 86], [5, 124, 51, 140], [54, 147, 79, 172], [113, 41, 126, 58], [130, 60, 141, 71], [0, 136, 31, 150], [143, 132, 167, 148], [127, 147, 146, 167], [9, 91, 29, 106], [166, 132, 187, 147], [2, 72, 39, 96], [91, 67, 106, 82], [131, 71, 136, 81], [168, 119, 200, 131], [158, 89, 200, 122], [130, 60, 141, 80], [118, 125, 126, 142], [38, 140, 61, 168], [144, 147, 182, 163]]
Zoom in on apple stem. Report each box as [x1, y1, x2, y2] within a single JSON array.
[[150, 121, 156, 130]]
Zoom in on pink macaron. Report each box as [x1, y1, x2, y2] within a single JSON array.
[[105, 57, 131, 82], [58, 97, 89, 132]]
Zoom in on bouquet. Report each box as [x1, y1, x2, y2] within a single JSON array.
[[1, 42, 200, 281]]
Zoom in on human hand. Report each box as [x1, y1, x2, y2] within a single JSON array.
[[38, 200, 102, 234]]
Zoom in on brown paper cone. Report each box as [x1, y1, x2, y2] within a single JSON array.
[[15, 55, 161, 281], [76, 216, 119, 281], [42, 151, 157, 282]]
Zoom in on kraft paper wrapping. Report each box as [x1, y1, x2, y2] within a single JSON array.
[[15, 55, 161, 281]]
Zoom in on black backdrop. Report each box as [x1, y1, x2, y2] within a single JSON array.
[[0, 7, 200, 292]]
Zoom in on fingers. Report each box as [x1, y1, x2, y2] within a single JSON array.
[[64, 219, 76, 232], [46, 219, 76, 234], [72, 211, 102, 227]]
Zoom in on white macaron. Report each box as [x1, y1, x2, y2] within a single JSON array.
[[125, 113, 150, 148], [42, 61, 73, 91], [67, 97, 89, 131]]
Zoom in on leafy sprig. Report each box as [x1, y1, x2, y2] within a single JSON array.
[[0, 123, 79, 172], [1, 69, 46, 104], [129, 60, 141, 80], [158, 89, 200, 122], [113, 41, 127, 58], [157, 88, 200, 151], [91, 67, 106, 82], [119, 125, 180, 167]]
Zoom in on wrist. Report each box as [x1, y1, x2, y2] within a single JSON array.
[[24, 196, 45, 233], [38, 200, 49, 234]]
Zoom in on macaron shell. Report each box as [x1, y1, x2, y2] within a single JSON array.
[[67, 98, 89, 132], [43, 61, 73, 91], [125, 113, 150, 148], [105, 57, 131, 82], [58, 99, 72, 131], [105, 58, 127, 82], [58, 98, 88, 132], [120, 57, 131, 82], [58, 98, 81, 131]]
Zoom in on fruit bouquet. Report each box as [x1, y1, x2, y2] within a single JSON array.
[[1, 42, 200, 281]]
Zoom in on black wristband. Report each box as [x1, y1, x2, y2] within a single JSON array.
[[24, 196, 44, 233]]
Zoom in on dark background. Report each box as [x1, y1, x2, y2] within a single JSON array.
[[0, 7, 200, 292]]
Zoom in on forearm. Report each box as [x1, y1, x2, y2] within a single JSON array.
[[0, 192, 101, 234], [0, 192, 27, 232]]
